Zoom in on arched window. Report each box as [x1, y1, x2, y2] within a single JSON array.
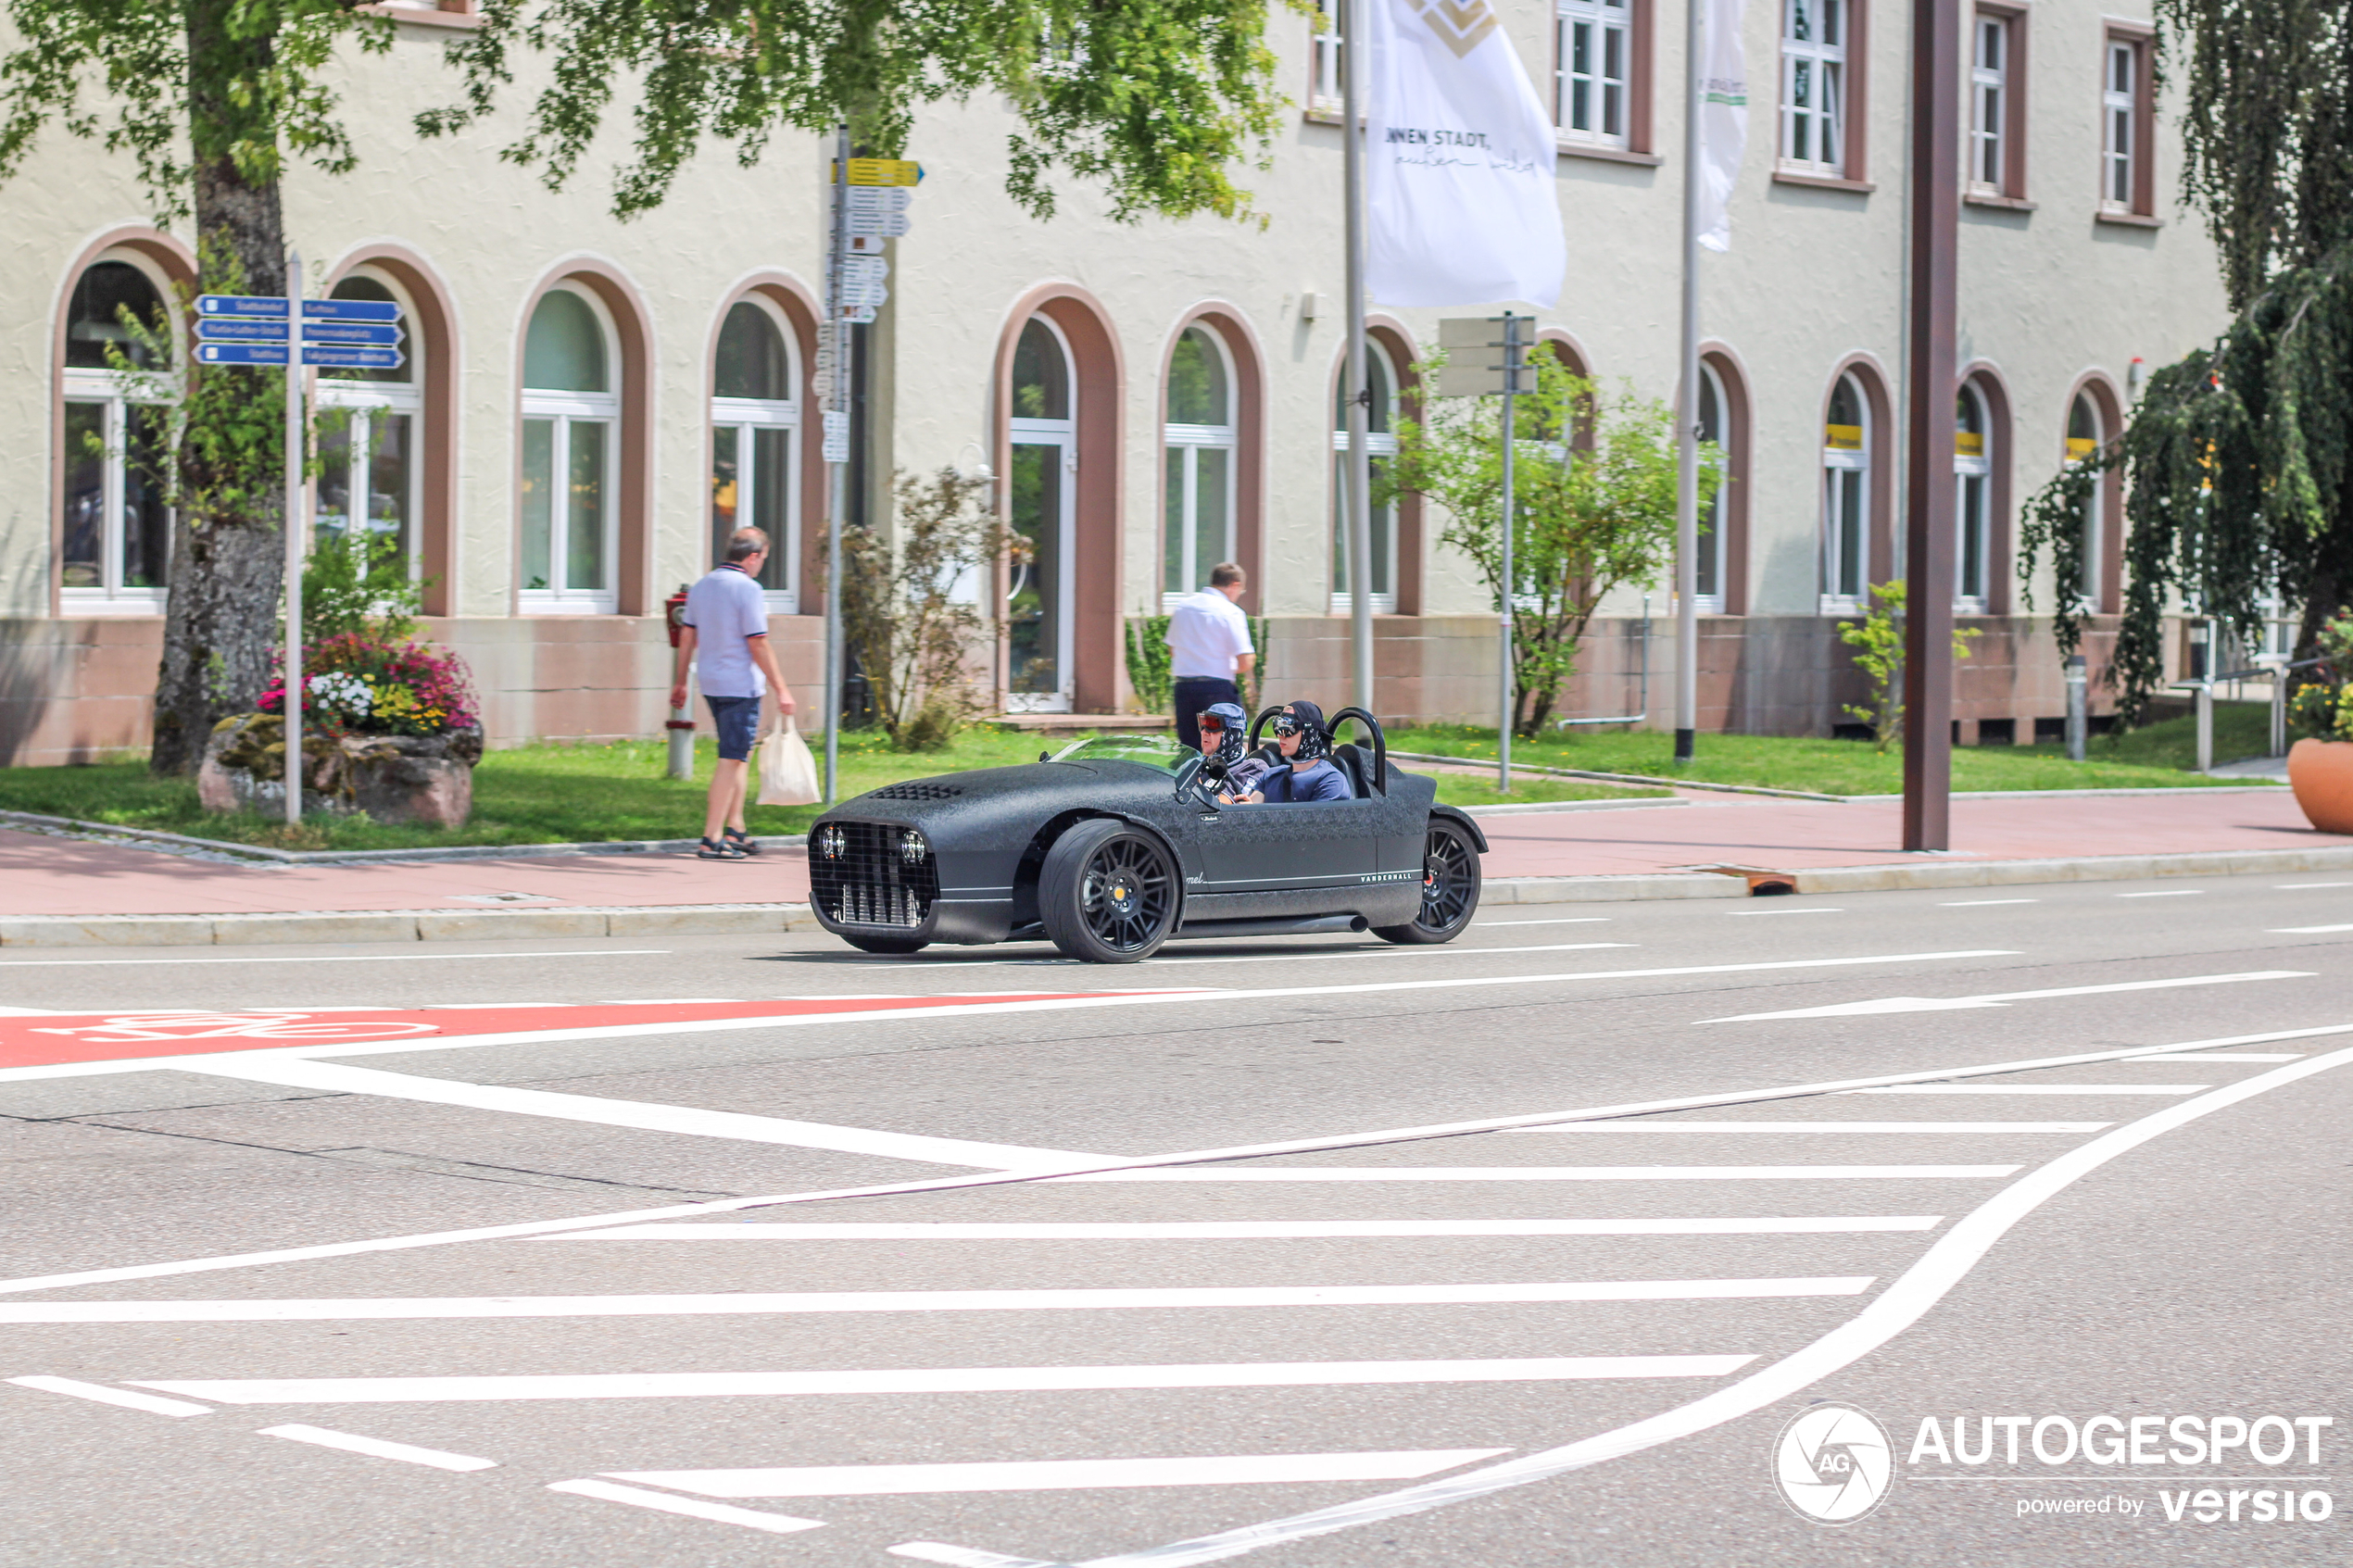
[[1695, 361, 1730, 612], [314, 271, 421, 578], [1331, 339, 1400, 613], [711, 299, 800, 609], [1007, 316, 1076, 711], [60, 257, 173, 608], [1954, 382, 1993, 613], [2066, 393, 2103, 608], [1163, 324, 1237, 605], [1820, 372, 1870, 610], [520, 286, 619, 612]]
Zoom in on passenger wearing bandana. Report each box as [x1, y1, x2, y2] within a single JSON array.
[[1234, 700, 1354, 803]]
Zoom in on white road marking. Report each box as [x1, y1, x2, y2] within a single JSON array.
[[1938, 898, 2039, 906], [0, 950, 669, 969], [0, 1006, 61, 1015], [1504, 1121, 2108, 1134], [893, 1545, 1063, 1568], [6, 1375, 211, 1417], [2276, 882, 2353, 889], [171, 1059, 1116, 1170], [2116, 889, 2206, 897], [617, 1450, 1513, 1499], [259, 1424, 497, 1472], [21, 1016, 2320, 1302], [0, 1278, 1874, 1324], [1704, 970, 2308, 1021], [2119, 1052, 2303, 1062], [546, 1478, 825, 1535], [1058, 1166, 2019, 1182], [1472, 917, 1612, 927], [1725, 908, 1843, 917], [1846, 1085, 2204, 1097], [544, 1218, 1945, 1240], [2271, 923, 2353, 934], [135, 1357, 1760, 1406], [1038, 1039, 2353, 1568]]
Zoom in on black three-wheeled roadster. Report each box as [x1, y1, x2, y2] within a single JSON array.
[[805, 709, 1486, 962]]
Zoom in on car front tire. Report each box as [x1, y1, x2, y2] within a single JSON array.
[[1372, 818, 1481, 945], [1038, 818, 1179, 963]]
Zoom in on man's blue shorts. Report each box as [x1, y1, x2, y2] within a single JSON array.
[[706, 695, 761, 761]]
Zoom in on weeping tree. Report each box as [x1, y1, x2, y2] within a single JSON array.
[[0, 0, 1286, 772], [2019, 0, 2353, 725]]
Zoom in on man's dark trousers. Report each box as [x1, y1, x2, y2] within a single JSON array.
[[1172, 677, 1239, 752]]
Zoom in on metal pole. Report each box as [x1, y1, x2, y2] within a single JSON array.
[[824, 123, 849, 805], [2195, 616, 2215, 772], [1341, 0, 1376, 718], [283, 252, 304, 828], [1673, 0, 1705, 766], [2065, 653, 2086, 762], [1902, 0, 1962, 852], [1498, 312, 1517, 792]]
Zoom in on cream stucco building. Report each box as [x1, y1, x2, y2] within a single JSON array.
[[0, 0, 2227, 764]]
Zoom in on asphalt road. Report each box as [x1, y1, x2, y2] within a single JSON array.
[[1, 871, 2349, 1566]]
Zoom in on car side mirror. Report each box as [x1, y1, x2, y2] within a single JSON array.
[[1039, 750, 1051, 763]]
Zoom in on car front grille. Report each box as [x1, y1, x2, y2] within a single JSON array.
[[810, 820, 939, 929]]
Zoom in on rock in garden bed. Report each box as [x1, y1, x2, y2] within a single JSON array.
[[199, 714, 484, 827]]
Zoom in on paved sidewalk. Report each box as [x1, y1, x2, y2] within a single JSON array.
[[0, 786, 2334, 921]]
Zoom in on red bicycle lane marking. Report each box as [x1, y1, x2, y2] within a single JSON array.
[[0, 994, 1134, 1072]]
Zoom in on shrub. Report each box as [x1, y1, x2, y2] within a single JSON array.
[[2290, 609, 2353, 742]]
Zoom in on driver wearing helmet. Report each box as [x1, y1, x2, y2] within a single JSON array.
[[1235, 700, 1354, 803], [1196, 701, 1271, 802]]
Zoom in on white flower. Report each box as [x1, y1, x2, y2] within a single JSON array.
[[306, 671, 374, 716]]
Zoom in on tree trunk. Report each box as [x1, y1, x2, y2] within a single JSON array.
[[150, 0, 292, 774]]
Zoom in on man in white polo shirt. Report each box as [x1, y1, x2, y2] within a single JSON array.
[[1164, 562, 1256, 751], [668, 527, 795, 860]]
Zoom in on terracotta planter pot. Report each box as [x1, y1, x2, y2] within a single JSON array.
[[2286, 737, 2353, 835]]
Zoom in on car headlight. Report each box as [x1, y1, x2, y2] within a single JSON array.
[[900, 829, 928, 864], [818, 824, 845, 859]]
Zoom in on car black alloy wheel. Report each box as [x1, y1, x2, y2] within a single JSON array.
[[1038, 819, 1179, 963], [1372, 818, 1481, 945]]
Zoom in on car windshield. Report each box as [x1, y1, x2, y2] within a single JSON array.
[[1049, 734, 1191, 775]]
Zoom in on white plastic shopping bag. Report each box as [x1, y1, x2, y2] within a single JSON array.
[[757, 715, 821, 806]]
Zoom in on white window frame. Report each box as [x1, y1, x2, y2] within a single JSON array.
[[710, 295, 802, 614], [1331, 338, 1400, 616], [58, 255, 177, 615], [1693, 360, 1729, 614], [1162, 325, 1240, 610], [1005, 314, 1078, 714], [1557, 0, 1633, 149], [1310, 0, 1343, 113], [519, 284, 621, 616], [1779, 0, 1847, 175], [1969, 14, 2008, 193], [313, 270, 423, 586], [2101, 39, 2137, 210], [1819, 374, 1869, 614], [2066, 395, 2103, 612], [1953, 383, 1992, 614]]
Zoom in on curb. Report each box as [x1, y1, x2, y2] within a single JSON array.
[[1774, 844, 2353, 895]]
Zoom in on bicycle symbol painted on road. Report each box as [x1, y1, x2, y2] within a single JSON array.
[[25, 1012, 440, 1044]]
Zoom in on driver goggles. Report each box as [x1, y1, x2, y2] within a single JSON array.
[[1198, 714, 1229, 733]]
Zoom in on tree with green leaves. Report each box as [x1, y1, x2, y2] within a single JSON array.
[[2018, 0, 2353, 724], [1384, 354, 1716, 737], [1, 0, 1288, 771]]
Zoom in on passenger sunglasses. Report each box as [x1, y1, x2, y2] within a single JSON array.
[[1272, 714, 1303, 737]]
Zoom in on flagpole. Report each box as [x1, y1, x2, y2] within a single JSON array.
[[1673, 0, 1704, 766], [1341, 0, 1376, 718]]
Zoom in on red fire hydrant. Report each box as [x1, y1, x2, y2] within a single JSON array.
[[663, 584, 695, 780]]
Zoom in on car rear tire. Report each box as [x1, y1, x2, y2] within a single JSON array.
[[1372, 818, 1481, 945], [1038, 819, 1179, 963], [840, 934, 927, 955]]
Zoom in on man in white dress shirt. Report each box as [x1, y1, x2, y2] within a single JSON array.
[[1163, 562, 1255, 751]]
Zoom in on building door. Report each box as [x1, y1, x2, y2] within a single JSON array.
[[1007, 318, 1077, 712]]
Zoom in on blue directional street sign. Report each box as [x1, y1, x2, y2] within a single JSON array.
[[302, 298, 402, 322], [195, 317, 290, 343], [196, 294, 289, 318], [301, 321, 403, 346], [302, 346, 405, 370], [195, 342, 290, 366]]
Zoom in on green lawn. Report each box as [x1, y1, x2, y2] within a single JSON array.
[[0, 725, 1664, 853], [1389, 702, 2282, 797]]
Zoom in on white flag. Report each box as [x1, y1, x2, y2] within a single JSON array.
[[1696, 0, 1751, 253], [1365, 0, 1565, 307]]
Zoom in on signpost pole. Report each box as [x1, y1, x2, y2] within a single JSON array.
[[1673, 0, 1705, 766], [824, 122, 849, 807], [1498, 312, 1517, 793], [1340, 0, 1376, 719], [283, 253, 304, 829]]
